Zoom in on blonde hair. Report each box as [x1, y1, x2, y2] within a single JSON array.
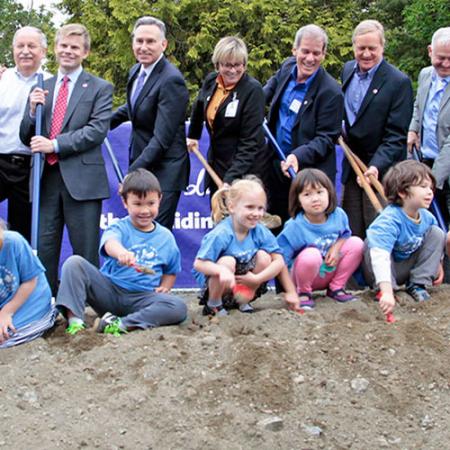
[[212, 36, 248, 69], [352, 19, 385, 46], [210, 176, 266, 224], [56, 23, 91, 51]]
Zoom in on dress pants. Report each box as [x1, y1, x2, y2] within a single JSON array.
[[39, 163, 102, 296]]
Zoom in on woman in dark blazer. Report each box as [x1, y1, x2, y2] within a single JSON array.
[[187, 36, 267, 196]]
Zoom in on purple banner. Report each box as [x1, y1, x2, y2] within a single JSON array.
[[0, 125, 343, 289]]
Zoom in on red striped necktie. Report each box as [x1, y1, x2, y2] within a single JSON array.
[[47, 75, 69, 165]]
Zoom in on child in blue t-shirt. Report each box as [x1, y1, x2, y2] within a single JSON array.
[[56, 169, 187, 335], [277, 169, 364, 310], [0, 221, 56, 348], [364, 160, 446, 315], [193, 177, 286, 316]]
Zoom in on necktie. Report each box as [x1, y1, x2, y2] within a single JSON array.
[[47, 75, 69, 165], [130, 70, 147, 110]]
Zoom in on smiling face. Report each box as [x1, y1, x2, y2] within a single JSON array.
[[298, 182, 329, 223], [429, 41, 450, 79], [55, 34, 89, 73], [228, 189, 266, 234], [132, 24, 167, 68], [353, 31, 384, 73], [218, 59, 245, 87], [122, 191, 161, 231], [292, 35, 325, 83], [13, 29, 46, 77]]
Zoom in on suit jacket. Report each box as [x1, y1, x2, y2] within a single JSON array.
[[20, 70, 113, 201], [264, 58, 344, 182], [409, 66, 450, 188], [188, 72, 266, 187], [111, 57, 189, 192], [341, 59, 413, 182]]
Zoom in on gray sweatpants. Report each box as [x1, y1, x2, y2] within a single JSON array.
[[363, 225, 446, 288], [56, 255, 187, 329]]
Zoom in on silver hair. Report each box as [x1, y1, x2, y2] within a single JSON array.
[[132, 16, 166, 40], [431, 27, 450, 48], [352, 19, 385, 46], [293, 24, 328, 52], [13, 26, 47, 49]]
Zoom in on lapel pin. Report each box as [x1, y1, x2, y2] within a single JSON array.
[[82, 83, 88, 88], [304, 100, 308, 105], [373, 88, 378, 94]]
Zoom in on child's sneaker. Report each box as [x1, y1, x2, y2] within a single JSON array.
[[238, 303, 254, 313], [202, 304, 228, 317], [65, 321, 86, 335], [405, 283, 430, 302], [94, 312, 127, 336], [299, 292, 315, 310], [326, 288, 357, 303]]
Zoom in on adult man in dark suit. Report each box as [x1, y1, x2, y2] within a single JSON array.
[[264, 24, 344, 224], [20, 24, 113, 295], [110, 16, 189, 229], [341, 20, 413, 238]]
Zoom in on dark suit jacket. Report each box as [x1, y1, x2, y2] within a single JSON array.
[[264, 58, 344, 182], [341, 59, 413, 182], [20, 71, 113, 201], [111, 57, 189, 192], [188, 72, 266, 187]]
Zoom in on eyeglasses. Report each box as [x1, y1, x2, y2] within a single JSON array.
[[219, 62, 245, 70]]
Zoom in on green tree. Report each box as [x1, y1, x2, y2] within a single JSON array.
[[0, 0, 54, 67], [58, 0, 364, 106]]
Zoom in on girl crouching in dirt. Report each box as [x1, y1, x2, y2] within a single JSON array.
[[193, 177, 293, 316], [277, 169, 364, 311], [0, 220, 56, 348]]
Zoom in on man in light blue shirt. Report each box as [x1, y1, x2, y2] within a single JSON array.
[[408, 27, 450, 219], [0, 27, 49, 242]]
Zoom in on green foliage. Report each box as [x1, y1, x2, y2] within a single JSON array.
[[6, 0, 444, 107], [0, 0, 54, 67]]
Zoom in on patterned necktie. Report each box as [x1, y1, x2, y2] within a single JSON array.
[[130, 70, 147, 110], [47, 75, 69, 165]]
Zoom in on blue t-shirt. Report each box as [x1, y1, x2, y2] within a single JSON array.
[[100, 217, 181, 292], [366, 204, 437, 262], [277, 207, 351, 267], [193, 217, 281, 286], [0, 231, 52, 329]]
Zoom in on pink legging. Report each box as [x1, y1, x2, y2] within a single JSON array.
[[291, 236, 364, 293]]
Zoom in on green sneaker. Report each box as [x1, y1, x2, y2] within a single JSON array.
[[94, 312, 127, 336], [65, 321, 86, 335]]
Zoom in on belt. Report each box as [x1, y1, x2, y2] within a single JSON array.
[[0, 154, 31, 168]]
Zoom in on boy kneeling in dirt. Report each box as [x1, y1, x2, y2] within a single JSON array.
[[56, 169, 187, 335], [363, 160, 447, 317]]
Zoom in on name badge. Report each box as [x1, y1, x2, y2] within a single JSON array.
[[289, 99, 302, 114], [225, 100, 239, 118]]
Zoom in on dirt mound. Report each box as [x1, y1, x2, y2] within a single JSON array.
[[2, 287, 450, 449]]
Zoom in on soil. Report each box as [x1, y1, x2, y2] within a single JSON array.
[[1, 286, 450, 450]]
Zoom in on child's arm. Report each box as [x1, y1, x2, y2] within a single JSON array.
[[0, 277, 37, 342], [156, 274, 176, 293], [370, 247, 395, 314], [235, 253, 285, 289], [324, 238, 346, 267], [104, 238, 136, 266], [277, 266, 300, 310], [193, 258, 235, 289]]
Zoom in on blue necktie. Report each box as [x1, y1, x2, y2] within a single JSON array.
[[131, 70, 147, 109]]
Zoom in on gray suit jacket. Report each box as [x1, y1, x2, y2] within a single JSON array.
[[20, 70, 114, 200], [409, 66, 450, 188]]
